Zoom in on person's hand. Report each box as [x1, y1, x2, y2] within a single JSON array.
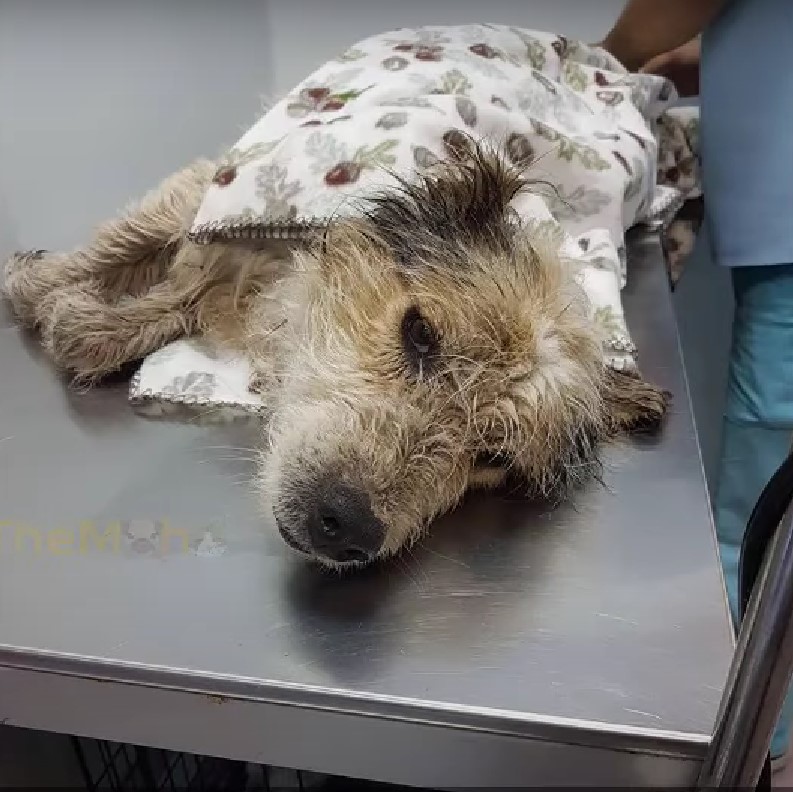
[[639, 36, 701, 97]]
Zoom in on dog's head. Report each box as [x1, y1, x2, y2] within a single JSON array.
[[260, 145, 668, 568]]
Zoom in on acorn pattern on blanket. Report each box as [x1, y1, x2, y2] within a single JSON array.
[[189, 23, 688, 373]]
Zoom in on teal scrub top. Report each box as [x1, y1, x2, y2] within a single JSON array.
[[700, 0, 793, 267]]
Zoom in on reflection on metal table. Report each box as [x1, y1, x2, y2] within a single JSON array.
[[0, 231, 733, 788]]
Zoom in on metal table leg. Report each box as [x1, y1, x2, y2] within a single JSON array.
[[697, 458, 793, 789]]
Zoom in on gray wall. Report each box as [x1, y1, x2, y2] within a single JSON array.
[[0, 0, 273, 252], [266, 0, 624, 94]]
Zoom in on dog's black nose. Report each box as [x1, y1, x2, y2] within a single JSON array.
[[307, 482, 385, 564]]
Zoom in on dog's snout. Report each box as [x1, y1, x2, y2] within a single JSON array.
[[308, 482, 385, 564]]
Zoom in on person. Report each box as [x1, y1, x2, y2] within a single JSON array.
[[600, 0, 793, 768]]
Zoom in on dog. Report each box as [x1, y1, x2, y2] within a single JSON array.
[[3, 145, 668, 568], [3, 25, 673, 569]]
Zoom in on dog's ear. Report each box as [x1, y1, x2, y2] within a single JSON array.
[[602, 367, 670, 434]]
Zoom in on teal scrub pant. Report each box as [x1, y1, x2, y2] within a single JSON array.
[[713, 263, 793, 759]]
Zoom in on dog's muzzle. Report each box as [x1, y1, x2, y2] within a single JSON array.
[[276, 479, 386, 565]]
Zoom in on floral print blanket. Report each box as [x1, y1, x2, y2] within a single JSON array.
[[133, 24, 702, 417]]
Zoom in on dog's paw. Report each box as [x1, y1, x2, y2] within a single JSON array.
[[4, 248, 47, 271], [602, 366, 670, 435]]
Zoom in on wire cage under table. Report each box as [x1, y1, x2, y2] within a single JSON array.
[[70, 735, 420, 792]]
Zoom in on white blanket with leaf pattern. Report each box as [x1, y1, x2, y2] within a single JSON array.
[[132, 24, 698, 419]]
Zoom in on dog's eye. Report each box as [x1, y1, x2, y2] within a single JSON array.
[[409, 317, 434, 354], [401, 306, 439, 371]]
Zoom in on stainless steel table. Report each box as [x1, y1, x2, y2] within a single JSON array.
[[0, 231, 734, 788]]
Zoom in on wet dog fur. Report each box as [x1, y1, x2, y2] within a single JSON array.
[[3, 144, 669, 568]]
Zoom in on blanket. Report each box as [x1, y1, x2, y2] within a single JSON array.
[[131, 24, 701, 420]]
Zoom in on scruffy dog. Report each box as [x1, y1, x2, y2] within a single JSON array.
[[3, 143, 667, 568]]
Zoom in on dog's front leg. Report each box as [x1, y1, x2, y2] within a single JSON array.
[[2, 159, 216, 330], [42, 279, 199, 384]]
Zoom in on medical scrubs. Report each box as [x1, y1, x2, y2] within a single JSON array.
[[701, 0, 793, 759]]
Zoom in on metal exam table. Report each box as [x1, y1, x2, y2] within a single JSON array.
[[0, 231, 738, 788]]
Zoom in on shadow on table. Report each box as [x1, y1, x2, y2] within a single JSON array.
[[280, 485, 566, 684]]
